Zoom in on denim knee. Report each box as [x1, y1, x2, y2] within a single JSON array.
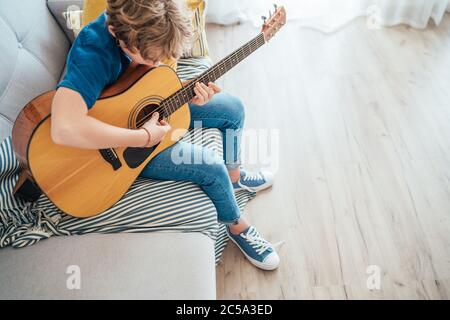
[[197, 151, 229, 186], [220, 93, 245, 129]]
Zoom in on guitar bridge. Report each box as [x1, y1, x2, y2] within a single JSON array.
[[99, 148, 122, 170]]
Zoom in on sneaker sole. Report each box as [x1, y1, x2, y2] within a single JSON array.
[[226, 228, 279, 271]]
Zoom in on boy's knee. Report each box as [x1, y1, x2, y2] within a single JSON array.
[[198, 150, 229, 185], [218, 93, 245, 127], [229, 96, 245, 126]]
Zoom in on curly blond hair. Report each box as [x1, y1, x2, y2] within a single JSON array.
[[106, 0, 193, 61]]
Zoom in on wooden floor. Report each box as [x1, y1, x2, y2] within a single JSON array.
[[207, 15, 450, 299]]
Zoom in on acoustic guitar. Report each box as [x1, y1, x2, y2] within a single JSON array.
[[11, 6, 286, 217]]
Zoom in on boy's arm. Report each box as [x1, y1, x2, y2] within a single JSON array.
[[51, 87, 148, 149]]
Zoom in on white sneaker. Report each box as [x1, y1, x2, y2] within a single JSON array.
[[226, 226, 280, 271]]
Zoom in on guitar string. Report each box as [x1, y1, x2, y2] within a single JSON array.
[[134, 33, 265, 128]]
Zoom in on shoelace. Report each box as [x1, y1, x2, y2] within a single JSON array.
[[241, 227, 272, 255], [242, 171, 264, 182]]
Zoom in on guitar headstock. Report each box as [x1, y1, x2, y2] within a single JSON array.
[[261, 4, 286, 43]]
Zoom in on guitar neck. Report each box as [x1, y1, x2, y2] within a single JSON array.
[[162, 33, 266, 113]]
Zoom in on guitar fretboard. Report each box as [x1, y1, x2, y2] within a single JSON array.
[[161, 33, 266, 115]]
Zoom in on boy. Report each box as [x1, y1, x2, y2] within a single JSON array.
[[51, 0, 279, 270]]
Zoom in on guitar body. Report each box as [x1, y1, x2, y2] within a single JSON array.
[[12, 65, 190, 217]]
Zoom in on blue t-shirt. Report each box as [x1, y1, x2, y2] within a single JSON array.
[[57, 12, 131, 109]]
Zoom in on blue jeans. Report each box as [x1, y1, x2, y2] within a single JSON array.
[[139, 92, 245, 224]]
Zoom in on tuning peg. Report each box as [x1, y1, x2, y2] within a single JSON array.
[[274, 4, 278, 11], [261, 15, 267, 23], [269, 10, 272, 17]]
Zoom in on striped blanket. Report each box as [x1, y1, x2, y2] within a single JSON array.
[[0, 57, 255, 264], [0, 129, 255, 263]]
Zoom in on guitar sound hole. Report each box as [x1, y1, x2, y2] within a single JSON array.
[[123, 103, 166, 169], [136, 103, 167, 127]]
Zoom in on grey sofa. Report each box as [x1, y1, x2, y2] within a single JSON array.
[[0, 0, 216, 299]]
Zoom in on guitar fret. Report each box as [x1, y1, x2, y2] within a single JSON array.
[[236, 50, 242, 62], [166, 100, 172, 113], [245, 42, 251, 56]]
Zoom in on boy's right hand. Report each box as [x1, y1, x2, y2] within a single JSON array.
[[140, 112, 171, 148]]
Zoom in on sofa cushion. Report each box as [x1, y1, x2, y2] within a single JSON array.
[[0, 232, 216, 299], [0, 0, 69, 141]]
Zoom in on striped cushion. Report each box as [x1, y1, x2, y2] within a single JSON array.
[[177, 56, 212, 81], [0, 129, 255, 264]]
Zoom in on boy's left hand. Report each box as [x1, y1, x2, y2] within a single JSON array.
[[191, 82, 221, 106]]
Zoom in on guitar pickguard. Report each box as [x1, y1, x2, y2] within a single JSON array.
[[122, 145, 156, 169], [121, 96, 165, 169]]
